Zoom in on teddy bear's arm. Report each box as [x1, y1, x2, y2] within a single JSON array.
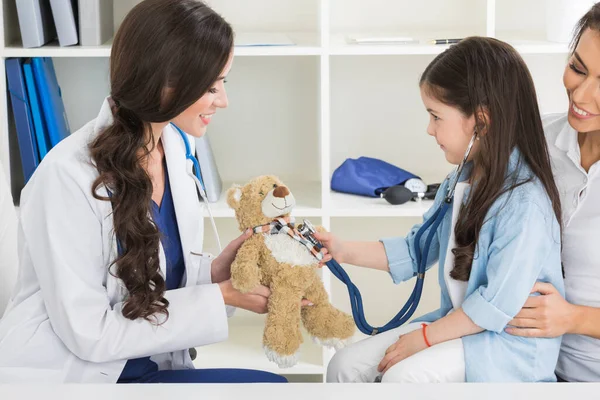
[[230, 237, 262, 294]]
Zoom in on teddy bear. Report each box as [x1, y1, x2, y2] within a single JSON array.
[[226, 175, 355, 368]]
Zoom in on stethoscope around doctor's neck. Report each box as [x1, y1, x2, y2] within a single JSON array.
[[171, 123, 223, 253]]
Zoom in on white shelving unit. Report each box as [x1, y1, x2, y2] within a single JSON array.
[[0, 0, 571, 382]]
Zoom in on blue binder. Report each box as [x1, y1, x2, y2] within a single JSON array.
[[6, 58, 39, 183], [23, 59, 50, 160], [31, 57, 71, 147]]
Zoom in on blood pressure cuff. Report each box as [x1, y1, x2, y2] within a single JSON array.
[[331, 156, 419, 197]]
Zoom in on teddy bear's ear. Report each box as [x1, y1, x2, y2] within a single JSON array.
[[227, 184, 243, 210]]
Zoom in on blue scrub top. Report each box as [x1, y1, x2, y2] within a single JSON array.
[[118, 161, 185, 382]]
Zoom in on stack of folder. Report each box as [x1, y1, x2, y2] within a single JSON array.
[[16, 0, 114, 48], [6, 58, 71, 183]]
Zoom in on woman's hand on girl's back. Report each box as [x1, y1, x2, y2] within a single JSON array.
[[505, 282, 575, 338]]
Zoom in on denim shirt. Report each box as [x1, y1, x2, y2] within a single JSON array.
[[380, 150, 564, 382]]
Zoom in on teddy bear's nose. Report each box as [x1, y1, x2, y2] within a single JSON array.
[[273, 186, 290, 198]]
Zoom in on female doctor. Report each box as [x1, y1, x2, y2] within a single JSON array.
[[0, 0, 313, 383]]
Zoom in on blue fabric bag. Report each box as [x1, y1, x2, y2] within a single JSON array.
[[331, 157, 419, 197]]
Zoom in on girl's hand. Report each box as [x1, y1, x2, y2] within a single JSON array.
[[317, 247, 332, 268], [377, 329, 428, 375], [505, 282, 575, 338], [313, 231, 347, 264]]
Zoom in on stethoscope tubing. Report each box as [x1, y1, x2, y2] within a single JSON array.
[[171, 123, 222, 252], [324, 133, 476, 335]]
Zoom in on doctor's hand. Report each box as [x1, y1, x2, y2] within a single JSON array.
[[218, 280, 314, 314], [218, 280, 270, 314], [313, 231, 346, 264], [505, 282, 575, 338], [211, 229, 253, 283]]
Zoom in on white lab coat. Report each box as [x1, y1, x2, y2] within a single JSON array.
[[0, 98, 231, 383], [0, 161, 19, 314]]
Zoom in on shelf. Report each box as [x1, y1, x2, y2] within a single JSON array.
[[329, 34, 453, 56], [329, 191, 433, 218], [234, 45, 321, 57], [3, 40, 113, 58], [203, 181, 322, 218], [2, 33, 322, 58], [500, 39, 570, 55], [193, 319, 324, 375], [0, 35, 572, 58], [329, 34, 571, 56], [495, 31, 571, 54], [233, 32, 322, 56], [203, 184, 432, 218]]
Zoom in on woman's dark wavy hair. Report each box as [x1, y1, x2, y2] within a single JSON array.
[[571, 2, 600, 54], [419, 37, 562, 281], [89, 0, 233, 322]]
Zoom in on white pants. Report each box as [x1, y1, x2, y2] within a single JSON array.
[[326, 323, 465, 383]]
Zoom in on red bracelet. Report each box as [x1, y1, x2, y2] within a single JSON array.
[[421, 323, 432, 347]]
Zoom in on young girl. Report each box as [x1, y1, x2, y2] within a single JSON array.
[[320, 37, 565, 383]]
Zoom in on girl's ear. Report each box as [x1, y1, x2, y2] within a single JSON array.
[[475, 107, 490, 136]]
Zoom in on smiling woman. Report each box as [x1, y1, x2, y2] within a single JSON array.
[[564, 30, 600, 143], [0, 0, 288, 384], [506, 3, 600, 383]]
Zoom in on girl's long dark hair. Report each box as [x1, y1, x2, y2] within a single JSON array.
[[420, 37, 562, 281], [89, 0, 233, 321]]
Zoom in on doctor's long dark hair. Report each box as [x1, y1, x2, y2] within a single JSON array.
[[89, 0, 233, 322], [420, 37, 562, 281]]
